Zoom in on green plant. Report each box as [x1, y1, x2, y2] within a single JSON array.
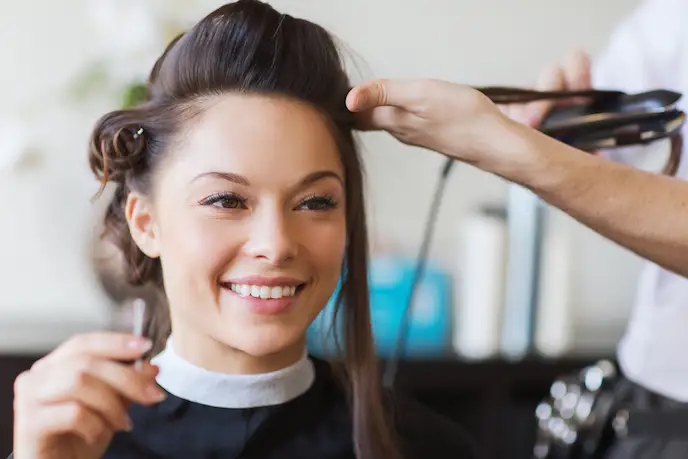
[[122, 82, 148, 108]]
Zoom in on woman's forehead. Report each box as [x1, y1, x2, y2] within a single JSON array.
[[165, 94, 346, 187]]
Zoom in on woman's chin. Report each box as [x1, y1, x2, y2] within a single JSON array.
[[217, 325, 306, 359]]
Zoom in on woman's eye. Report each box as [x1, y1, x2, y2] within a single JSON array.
[[200, 194, 247, 209], [298, 196, 337, 211]]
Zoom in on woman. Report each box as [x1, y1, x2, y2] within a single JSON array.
[[11, 2, 476, 458]]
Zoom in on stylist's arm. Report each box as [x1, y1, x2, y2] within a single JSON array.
[[12, 333, 164, 459], [346, 78, 688, 278]]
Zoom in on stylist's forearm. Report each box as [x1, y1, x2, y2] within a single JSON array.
[[346, 77, 688, 276], [502, 121, 688, 277]]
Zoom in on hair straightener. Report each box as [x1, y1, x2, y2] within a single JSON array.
[[382, 87, 686, 389], [481, 87, 685, 173]]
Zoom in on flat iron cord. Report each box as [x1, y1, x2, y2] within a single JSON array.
[[382, 157, 454, 388]]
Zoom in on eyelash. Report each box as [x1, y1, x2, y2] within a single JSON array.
[[297, 193, 338, 211], [198, 192, 338, 212], [199, 192, 248, 209]]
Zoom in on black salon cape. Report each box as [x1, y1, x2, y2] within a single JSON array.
[[8, 357, 478, 459]]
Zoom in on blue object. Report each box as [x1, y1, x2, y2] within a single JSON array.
[[307, 254, 452, 358]]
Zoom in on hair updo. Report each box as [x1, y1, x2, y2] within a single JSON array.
[[87, 1, 401, 458]]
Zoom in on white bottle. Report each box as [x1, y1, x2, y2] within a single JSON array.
[[454, 205, 507, 360], [534, 216, 574, 357]]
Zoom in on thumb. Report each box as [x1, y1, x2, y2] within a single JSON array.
[[346, 78, 422, 112]]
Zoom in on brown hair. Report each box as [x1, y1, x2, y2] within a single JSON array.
[[87, 1, 400, 458]]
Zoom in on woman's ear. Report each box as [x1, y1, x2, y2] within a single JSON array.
[[125, 191, 161, 258]]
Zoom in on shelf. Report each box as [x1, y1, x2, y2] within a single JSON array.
[[387, 354, 612, 390]]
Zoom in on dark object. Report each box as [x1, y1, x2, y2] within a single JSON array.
[[482, 87, 685, 175], [0, 352, 603, 459], [383, 88, 686, 390], [605, 384, 688, 458], [532, 359, 688, 459], [6, 357, 478, 459], [532, 359, 627, 459]]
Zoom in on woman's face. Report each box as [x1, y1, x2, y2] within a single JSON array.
[[127, 94, 347, 373]]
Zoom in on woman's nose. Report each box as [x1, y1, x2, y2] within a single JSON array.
[[244, 208, 298, 265]]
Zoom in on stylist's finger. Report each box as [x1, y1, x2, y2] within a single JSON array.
[[42, 331, 152, 363], [347, 79, 430, 132], [34, 357, 162, 406], [352, 105, 421, 136], [563, 49, 592, 95], [522, 49, 592, 127], [521, 63, 567, 127], [31, 368, 136, 432], [346, 78, 425, 113], [346, 78, 490, 134]]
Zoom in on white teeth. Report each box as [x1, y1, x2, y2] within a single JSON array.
[[228, 283, 301, 299]]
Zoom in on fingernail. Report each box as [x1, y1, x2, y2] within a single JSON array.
[[124, 416, 133, 431], [147, 385, 166, 402], [128, 337, 152, 351]]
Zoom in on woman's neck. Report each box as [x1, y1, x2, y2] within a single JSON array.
[[168, 326, 307, 375]]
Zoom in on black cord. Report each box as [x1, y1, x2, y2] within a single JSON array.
[[382, 157, 455, 388]]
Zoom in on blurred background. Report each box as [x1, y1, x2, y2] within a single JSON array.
[[0, 0, 654, 458]]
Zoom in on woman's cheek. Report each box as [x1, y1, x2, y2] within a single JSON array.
[[161, 214, 246, 282]]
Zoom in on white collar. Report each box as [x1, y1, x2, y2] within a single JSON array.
[[151, 337, 315, 409]]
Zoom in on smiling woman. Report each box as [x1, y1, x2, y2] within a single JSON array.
[[123, 93, 349, 375], [9, 1, 476, 459]]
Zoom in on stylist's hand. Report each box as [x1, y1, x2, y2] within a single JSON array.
[[12, 332, 165, 459], [346, 78, 539, 175], [345, 50, 593, 172]]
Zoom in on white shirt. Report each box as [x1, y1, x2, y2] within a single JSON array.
[[591, 0, 688, 401]]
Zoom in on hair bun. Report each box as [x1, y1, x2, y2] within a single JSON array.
[[89, 112, 148, 190]]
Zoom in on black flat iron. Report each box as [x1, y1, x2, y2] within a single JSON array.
[[479, 87, 686, 175], [382, 87, 687, 390]]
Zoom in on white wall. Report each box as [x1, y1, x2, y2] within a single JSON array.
[[0, 0, 645, 352]]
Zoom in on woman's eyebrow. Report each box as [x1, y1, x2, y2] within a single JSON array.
[[190, 171, 251, 186], [189, 170, 343, 188], [298, 170, 344, 188]]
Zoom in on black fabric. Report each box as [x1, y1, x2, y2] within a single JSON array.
[[604, 436, 688, 459], [603, 380, 688, 459], [99, 356, 477, 459]]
